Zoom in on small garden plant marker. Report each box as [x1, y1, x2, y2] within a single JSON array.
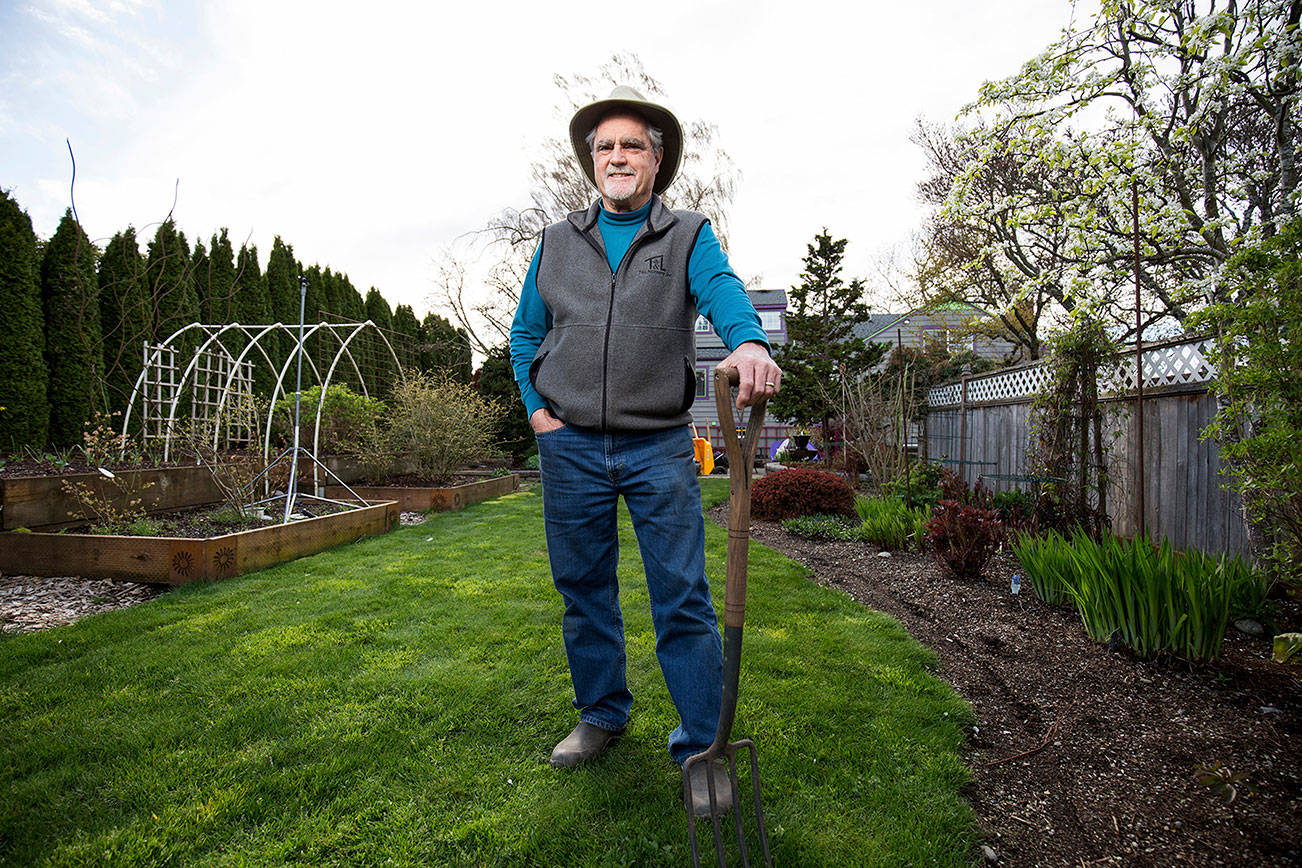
[[682, 366, 773, 868]]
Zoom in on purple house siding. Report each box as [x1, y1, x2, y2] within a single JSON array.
[[692, 289, 791, 455]]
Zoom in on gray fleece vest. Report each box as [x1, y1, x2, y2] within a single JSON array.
[[529, 197, 707, 431]]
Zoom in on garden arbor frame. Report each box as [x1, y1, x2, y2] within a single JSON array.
[[121, 320, 406, 484]]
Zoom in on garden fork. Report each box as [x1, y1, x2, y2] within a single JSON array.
[[681, 366, 774, 868]]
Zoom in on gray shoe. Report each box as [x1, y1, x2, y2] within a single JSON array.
[[687, 759, 735, 817], [549, 722, 623, 768]]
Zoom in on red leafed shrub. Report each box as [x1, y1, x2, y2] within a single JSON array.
[[751, 467, 856, 520], [926, 499, 1004, 578]]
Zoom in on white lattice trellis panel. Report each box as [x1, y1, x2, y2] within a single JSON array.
[[928, 337, 1218, 407], [142, 343, 178, 442], [1103, 339, 1217, 395], [966, 366, 1052, 403], [928, 383, 963, 406]]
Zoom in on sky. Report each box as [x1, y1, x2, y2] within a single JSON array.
[[1, 0, 1088, 337]]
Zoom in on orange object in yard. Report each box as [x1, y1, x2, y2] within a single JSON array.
[[692, 425, 715, 475]]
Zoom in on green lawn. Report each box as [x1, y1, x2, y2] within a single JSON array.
[[0, 479, 976, 866]]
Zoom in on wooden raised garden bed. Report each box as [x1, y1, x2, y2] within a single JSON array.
[[0, 500, 400, 585], [324, 474, 519, 513], [0, 465, 224, 531]]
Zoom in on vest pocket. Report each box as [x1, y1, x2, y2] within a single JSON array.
[[528, 350, 549, 388], [680, 358, 695, 415]]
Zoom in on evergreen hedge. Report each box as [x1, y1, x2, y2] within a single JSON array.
[[0, 190, 49, 448], [41, 210, 101, 447]]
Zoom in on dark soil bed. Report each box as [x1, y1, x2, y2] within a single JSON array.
[[714, 506, 1302, 867], [355, 473, 485, 487], [66, 501, 353, 538], [0, 456, 188, 479]]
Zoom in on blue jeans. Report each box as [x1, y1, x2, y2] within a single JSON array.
[[535, 423, 723, 765]]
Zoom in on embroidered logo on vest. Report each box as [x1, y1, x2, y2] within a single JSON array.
[[644, 254, 666, 275]]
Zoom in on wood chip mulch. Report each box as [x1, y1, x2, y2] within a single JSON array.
[[719, 506, 1302, 868], [0, 575, 167, 634]]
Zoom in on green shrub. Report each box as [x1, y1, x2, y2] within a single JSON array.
[[368, 371, 505, 482], [781, 514, 860, 541], [992, 488, 1035, 528], [1024, 530, 1268, 661], [883, 461, 945, 508], [272, 383, 385, 454], [855, 496, 932, 552], [926, 499, 1004, 578], [752, 467, 856, 521]]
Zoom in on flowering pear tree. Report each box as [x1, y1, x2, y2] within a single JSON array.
[[916, 0, 1300, 338]]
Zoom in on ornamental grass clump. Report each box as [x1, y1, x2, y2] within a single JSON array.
[[1010, 531, 1077, 606], [751, 467, 856, 521], [1029, 530, 1268, 662], [855, 495, 932, 552]]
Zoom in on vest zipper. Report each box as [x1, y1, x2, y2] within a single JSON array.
[[601, 271, 617, 430], [596, 217, 659, 431]]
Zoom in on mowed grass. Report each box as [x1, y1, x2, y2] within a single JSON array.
[[0, 479, 976, 866]]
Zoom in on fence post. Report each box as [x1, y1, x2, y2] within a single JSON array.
[[959, 364, 971, 487]]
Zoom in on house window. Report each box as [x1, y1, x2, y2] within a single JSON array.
[[695, 315, 712, 333], [920, 326, 950, 352], [695, 369, 709, 399], [759, 310, 782, 332]]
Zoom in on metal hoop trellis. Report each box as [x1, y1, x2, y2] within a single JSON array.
[[121, 318, 406, 467]]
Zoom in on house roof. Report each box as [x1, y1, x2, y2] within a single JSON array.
[[853, 313, 908, 340], [748, 289, 786, 307], [853, 302, 995, 341]]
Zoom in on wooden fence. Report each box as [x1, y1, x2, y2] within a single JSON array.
[[923, 336, 1250, 556]]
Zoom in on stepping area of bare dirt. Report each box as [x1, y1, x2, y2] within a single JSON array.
[[724, 506, 1301, 867]]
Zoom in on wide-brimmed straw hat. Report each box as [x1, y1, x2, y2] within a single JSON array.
[[569, 85, 683, 196]]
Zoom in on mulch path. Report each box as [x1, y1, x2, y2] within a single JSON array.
[[722, 507, 1302, 867]]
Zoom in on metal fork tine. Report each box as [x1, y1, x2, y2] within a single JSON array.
[[745, 743, 774, 867], [728, 750, 751, 868], [706, 759, 726, 868]]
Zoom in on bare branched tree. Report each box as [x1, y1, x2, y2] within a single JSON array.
[[431, 52, 740, 352]]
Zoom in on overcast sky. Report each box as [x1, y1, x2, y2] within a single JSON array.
[[2, 0, 1089, 329]]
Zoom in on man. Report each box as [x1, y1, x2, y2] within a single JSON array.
[[509, 86, 781, 816]]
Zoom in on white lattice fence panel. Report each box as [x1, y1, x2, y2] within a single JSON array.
[[928, 337, 1218, 407], [966, 365, 1053, 403], [928, 383, 963, 406], [928, 364, 1052, 406], [1103, 338, 1217, 395]]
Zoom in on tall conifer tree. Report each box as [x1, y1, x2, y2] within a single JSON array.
[[147, 218, 199, 352], [233, 244, 274, 396], [338, 274, 365, 321], [318, 267, 340, 320], [42, 210, 102, 446], [0, 190, 49, 448], [203, 229, 237, 323], [420, 312, 472, 383], [264, 237, 300, 371], [770, 229, 883, 430], [363, 287, 395, 395], [190, 240, 211, 334], [98, 227, 151, 419], [391, 304, 420, 372]]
